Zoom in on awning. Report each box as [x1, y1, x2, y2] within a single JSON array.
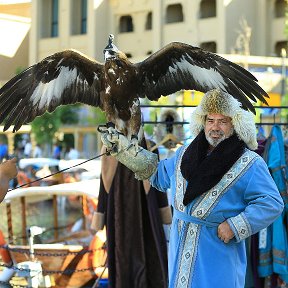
[[0, 13, 30, 58]]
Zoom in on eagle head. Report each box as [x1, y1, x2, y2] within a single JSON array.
[[103, 34, 119, 61]]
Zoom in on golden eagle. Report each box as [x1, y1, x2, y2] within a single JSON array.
[[0, 34, 268, 140]]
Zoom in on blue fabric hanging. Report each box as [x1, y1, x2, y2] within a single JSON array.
[[258, 125, 288, 282]]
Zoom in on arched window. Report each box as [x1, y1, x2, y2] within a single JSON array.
[[119, 15, 134, 33], [166, 4, 184, 24], [199, 0, 216, 19], [200, 41, 217, 53], [275, 41, 288, 57], [275, 0, 286, 18], [145, 12, 152, 30]]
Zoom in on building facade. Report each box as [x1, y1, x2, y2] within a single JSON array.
[[29, 0, 287, 66]]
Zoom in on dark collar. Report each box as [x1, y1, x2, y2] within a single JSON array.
[[180, 130, 246, 206]]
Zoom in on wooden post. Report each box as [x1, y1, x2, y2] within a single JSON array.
[[81, 196, 86, 230], [53, 195, 59, 240], [21, 197, 27, 245], [6, 201, 13, 244]]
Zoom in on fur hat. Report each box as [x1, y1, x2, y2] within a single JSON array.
[[190, 89, 258, 150], [154, 108, 184, 149]]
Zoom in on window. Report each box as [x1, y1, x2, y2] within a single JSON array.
[[81, 0, 87, 34], [275, 0, 286, 18], [71, 0, 87, 35], [51, 0, 59, 37], [199, 0, 216, 19], [275, 41, 288, 57], [119, 15, 134, 33], [200, 41, 217, 53], [166, 4, 184, 24], [145, 12, 152, 30]]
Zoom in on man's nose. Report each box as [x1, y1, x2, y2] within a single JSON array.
[[212, 121, 221, 129]]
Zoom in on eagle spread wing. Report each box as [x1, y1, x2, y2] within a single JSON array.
[[136, 42, 268, 112], [0, 50, 104, 132], [0, 36, 268, 134]]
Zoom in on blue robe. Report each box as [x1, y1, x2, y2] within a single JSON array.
[[150, 146, 284, 288]]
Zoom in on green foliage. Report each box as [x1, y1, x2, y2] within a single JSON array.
[[85, 107, 107, 126], [59, 104, 80, 124], [15, 66, 26, 75], [31, 105, 79, 145], [31, 110, 62, 144]]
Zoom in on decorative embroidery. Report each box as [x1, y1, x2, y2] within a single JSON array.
[[173, 148, 259, 288], [175, 146, 188, 234], [228, 212, 252, 241], [175, 223, 200, 288], [258, 228, 267, 249], [191, 151, 258, 219]]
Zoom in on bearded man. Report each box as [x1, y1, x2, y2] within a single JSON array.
[[100, 89, 284, 288]]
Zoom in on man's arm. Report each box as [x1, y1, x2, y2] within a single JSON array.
[[0, 158, 18, 203], [227, 158, 284, 243]]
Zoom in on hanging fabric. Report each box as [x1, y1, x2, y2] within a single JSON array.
[[258, 125, 288, 284]]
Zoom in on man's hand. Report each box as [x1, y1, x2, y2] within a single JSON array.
[[0, 158, 18, 202], [217, 221, 234, 244], [1, 158, 18, 179]]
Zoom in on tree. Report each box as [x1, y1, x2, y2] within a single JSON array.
[[31, 104, 79, 145]]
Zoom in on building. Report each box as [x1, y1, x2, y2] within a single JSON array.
[[28, 0, 287, 66], [0, 0, 288, 154]]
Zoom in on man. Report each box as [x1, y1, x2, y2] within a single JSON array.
[[0, 158, 17, 202], [100, 89, 284, 288]]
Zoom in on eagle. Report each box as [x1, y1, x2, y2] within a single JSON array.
[[0, 34, 268, 142]]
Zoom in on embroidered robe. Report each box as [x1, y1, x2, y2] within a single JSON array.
[[150, 146, 284, 288]]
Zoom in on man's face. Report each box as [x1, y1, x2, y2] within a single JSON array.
[[204, 113, 234, 147]]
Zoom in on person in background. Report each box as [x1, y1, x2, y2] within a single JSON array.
[[100, 89, 284, 288], [53, 142, 62, 160], [24, 139, 32, 158], [0, 158, 18, 202], [0, 140, 8, 162], [33, 143, 42, 158], [66, 145, 79, 160]]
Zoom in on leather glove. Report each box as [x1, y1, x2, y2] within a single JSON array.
[[99, 125, 133, 156], [98, 125, 158, 180]]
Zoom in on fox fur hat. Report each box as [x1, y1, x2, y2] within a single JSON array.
[[154, 108, 185, 149], [190, 89, 258, 150]]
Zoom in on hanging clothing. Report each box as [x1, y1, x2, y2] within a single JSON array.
[[150, 145, 283, 288], [258, 125, 288, 283]]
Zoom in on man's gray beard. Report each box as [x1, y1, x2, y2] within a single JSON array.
[[205, 128, 234, 147]]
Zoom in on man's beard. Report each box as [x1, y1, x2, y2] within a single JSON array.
[[205, 128, 234, 147]]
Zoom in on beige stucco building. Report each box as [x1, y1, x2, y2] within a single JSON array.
[[28, 0, 287, 65], [0, 0, 287, 155], [1, 0, 287, 85]]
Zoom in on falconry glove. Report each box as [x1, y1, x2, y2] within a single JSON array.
[[99, 126, 158, 180]]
